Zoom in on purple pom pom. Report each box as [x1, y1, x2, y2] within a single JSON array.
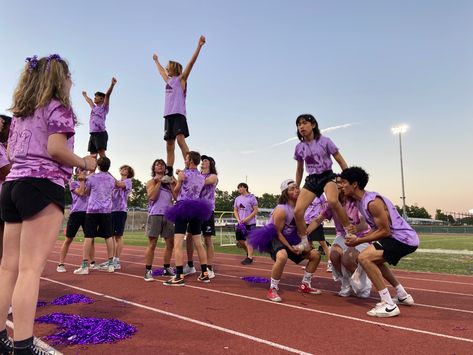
[[165, 199, 212, 223], [35, 313, 136, 345], [284, 229, 302, 245], [152, 268, 165, 276], [235, 223, 248, 236], [241, 276, 270, 283], [247, 224, 278, 253], [50, 294, 94, 306]]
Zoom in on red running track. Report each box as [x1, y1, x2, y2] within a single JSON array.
[[8, 241, 473, 354]]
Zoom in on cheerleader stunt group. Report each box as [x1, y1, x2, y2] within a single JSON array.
[[0, 35, 419, 354]]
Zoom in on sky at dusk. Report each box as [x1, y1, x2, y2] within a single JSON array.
[[1, 0, 472, 216]]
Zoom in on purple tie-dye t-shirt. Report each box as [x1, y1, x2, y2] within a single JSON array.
[[200, 173, 218, 210], [86, 172, 116, 213], [69, 180, 88, 213], [0, 144, 9, 191], [148, 184, 173, 215], [304, 195, 327, 224], [112, 178, 132, 212], [177, 168, 205, 201], [234, 194, 258, 225], [89, 104, 109, 133], [7, 99, 75, 187], [164, 76, 186, 117], [293, 136, 338, 175]]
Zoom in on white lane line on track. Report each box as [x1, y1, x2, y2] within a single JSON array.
[[41, 272, 473, 345], [6, 320, 63, 355], [40, 277, 312, 355], [55, 244, 473, 286], [50, 249, 473, 299]]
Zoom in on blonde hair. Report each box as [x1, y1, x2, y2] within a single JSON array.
[[168, 61, 183, 76], [10, 55, 72, 118]]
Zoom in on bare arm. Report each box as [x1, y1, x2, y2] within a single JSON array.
[[242, 204, 259, 224], [0, 164, 11, 181], [233, 207, 240, 223], [172, 170, 185, 199], [306, 212, 327, 235], [152, 53, 169, 82], [181, 35, 206, 82], [295, 160, 304, 187], [48, 133, 97, 172], [333, 151, 348, 171], [75, 180, 87, 196], [146, 178, 162, 201], [82, 91, 94, 109], [204, 174, 218, 185], [103, 77, 117, 106], [346, 198, 390, 246]]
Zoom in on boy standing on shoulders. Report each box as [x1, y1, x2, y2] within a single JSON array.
[[82, 77, 117, 158]]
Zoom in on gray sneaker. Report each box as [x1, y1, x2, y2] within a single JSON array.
[[163, 267, 175, 277], [183, 265, 196, 275], [144, 270, 154, 282], [393, 294, 415, 306]]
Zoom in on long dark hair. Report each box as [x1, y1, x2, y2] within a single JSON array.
[[151, 159, 166, 177], [296, 114, 321, 142]]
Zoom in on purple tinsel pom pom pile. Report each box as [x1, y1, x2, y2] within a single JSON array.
[[50, 294, 95, 306], [152, 268, 165, 276], [241, 276, 270, 284], [35, 313, 137, 345], [37, 301, 48, 307]]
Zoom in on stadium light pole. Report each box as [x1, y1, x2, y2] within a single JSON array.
[[391, 125, 408, 219]]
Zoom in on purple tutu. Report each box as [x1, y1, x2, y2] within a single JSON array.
[[164, 199, 213, 222], [247, 224, 278, 253]]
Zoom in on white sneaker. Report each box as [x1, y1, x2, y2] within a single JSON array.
[[56, 265, 66, 273], [326, 261, 333, 272], [183, 265, 196, 276], [114, 262, 121, 270], [393, 294, 415, 306], [73, 266, 89, 275], [89, 263, 99, 270], [338, 285, 353, 297], [160, 175, 173, 184], [207, 269, 215, 279], [99, 261, 109, 268], [144, 270, 154, 282], [367, 302, 400, 317], [357, 288, 371, 298], [108, 264, 115, 273]]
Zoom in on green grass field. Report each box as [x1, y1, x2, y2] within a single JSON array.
[[59, 232, 473, 276]]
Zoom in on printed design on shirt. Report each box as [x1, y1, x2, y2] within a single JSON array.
[[166, 83, 173, 93], [10, 130, 32, 158]]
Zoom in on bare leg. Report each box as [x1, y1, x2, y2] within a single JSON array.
[[271, 250, 288, 280], [324, 182, 350, 228], [305, 249, 321, 273], [294, 188, 316, 237], [144, 237, 157, 266], [58, 237, 73, 264], [166, 139, 176, 168], [176, 134, 189, 162], [192, 235, 208, 265], [204, 236, 214, 266], [186, 232, 194, 264], [330, 244, 344, 275], [378, 263, 400, 288], [163, 237, 174, 265], [10, 204, 63, 340], [342, 247, 359, 274], [173, 234, 185, 268], [319, 240, 331, 260], [115, 236, 124, 258], [97, 149, 106, 158], [357, 246, 387, 291]]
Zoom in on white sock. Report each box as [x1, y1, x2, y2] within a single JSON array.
[[395, 284, 408, 298], [302, 271, 312, 285], [378, 288, 394, 305], [270, 278, 280, 290]]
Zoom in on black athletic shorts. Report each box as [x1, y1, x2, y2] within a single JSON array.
[[373, 237, 418, 266], [308, 224, 325, 242], [84, 213, 112, 239], [269, 238, 310, 264], [1, 178, 65, 223], [163, 114, 190, 140], [88, 131, 108, 154], [235, 224, 256, 241], [111, 211, 127, 236], [201, 212, 215, 236], [66, 211, 86, 238], [174, 216, 201, 235], [303, 170, 337, 197]]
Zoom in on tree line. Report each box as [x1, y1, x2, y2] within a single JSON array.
[[64, 178, 469, 224]]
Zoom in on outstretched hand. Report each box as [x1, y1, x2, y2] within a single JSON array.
[[111, 77, 117, 85], [82, 91, 87, 97], [198, 35, 206, 47], [152, 53, 158, 62]]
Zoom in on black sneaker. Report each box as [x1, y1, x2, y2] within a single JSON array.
[[163, 276, 185, 286], [197, 272, 210, 283], [0, 335, 13, 355], [241, 257, 253, 265], [163, 267, 175, 277]]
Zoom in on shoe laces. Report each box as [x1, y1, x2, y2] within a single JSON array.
[[30, 344, 52, 355]]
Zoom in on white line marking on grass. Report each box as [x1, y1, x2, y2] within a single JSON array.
[[41, 274, 473, 345], [40, 277, 312, 355], [6, 320, 63, 355]]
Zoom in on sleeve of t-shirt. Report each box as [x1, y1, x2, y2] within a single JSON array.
[[47, 101, 75, 138], [251, 195, 258, 207], [125, 178, 132, 192], [70, 181, 79, 195], [0, 145, 9, 169], [233, 197, 238, 209], [325, 137, 339, 155], [293, 143, 304, 161]]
